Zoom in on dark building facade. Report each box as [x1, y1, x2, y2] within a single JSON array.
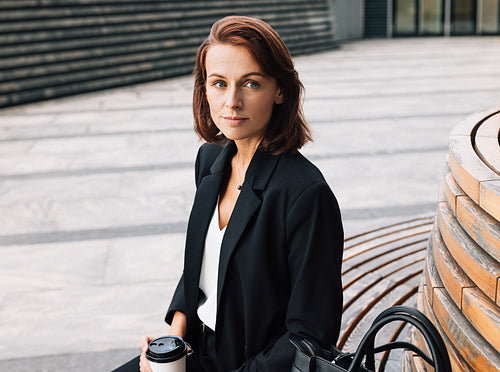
[[0, 0, 337, 108], [365, 0, 500, 37]]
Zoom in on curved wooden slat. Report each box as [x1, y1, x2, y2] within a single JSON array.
[[342, 236, 429, 275], [340, 280, 421, 352], [474, 111, 500, 222], [462, 287, 500, 353], [343, 259, 425, 312], [423, 228, 444, 307], [431, 226, 475, 310], [456, 195, 500, 262], [417, 289, 473, 372], [475, 110, 500, 139], [343, 217, 434, 247], [448, 135, 500, 204], [475, 136, 500, 177], [339, 218, 433, 356], [343, 247, 426, 291], [416, 107, 500, 372], [480, 180, 500, 223], [449, 107, 499, 136], [432, 287, 500, 372], [437, 202, 500, 302], [442, 157, 466, 213]]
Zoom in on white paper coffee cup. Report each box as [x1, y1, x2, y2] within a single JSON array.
[[146, 336, 190, 372]]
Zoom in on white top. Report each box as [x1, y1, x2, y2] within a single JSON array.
[[197, 201, 226, 331]]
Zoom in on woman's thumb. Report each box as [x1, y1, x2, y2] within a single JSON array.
[[140, 336, 150, 352]]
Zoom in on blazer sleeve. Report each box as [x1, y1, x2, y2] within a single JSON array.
[[285, 181, 344, 346], [165, 273, 186, 324], [165, 145, 205, 324], [231, 181, 344, 371]]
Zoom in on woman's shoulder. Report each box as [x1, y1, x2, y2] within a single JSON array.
[[198, 142, 225, 158], [268, 150, 333, 199], [196, 142, 227, 168], [194, 142, 231, 183], [278, 151, 327, 185]]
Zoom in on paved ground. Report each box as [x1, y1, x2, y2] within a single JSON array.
[[0, 36, 500, 371]]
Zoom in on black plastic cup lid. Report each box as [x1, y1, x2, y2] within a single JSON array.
[[146, 336, 187, 363]]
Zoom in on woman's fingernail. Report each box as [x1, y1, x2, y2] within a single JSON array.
[[142, 345, 148, 352]]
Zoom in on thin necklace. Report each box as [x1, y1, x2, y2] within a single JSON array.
[[235, 152, 243, 190]]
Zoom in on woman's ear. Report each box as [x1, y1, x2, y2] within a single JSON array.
[[274, 88, 284, 105]]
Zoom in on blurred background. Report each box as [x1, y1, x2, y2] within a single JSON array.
[[2, 0, 499, 109], [0, 1, 499, 371]]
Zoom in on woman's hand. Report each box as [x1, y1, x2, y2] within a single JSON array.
[[139, 312, 189, 371], [139, 335, 155, 372]]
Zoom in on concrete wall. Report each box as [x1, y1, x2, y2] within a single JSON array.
[[328, 0, 364, 41]]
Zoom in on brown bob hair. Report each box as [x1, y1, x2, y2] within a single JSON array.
[[192, 16, 312, 154]]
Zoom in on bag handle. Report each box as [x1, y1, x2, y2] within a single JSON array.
[[347, 306, 451, 372]]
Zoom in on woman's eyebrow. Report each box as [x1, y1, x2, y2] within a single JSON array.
[[207, 73, 226, 78], [207, 72, 268, 79], [242, 72, 267, 79]]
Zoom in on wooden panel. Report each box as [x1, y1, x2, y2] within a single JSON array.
[[444, 172, 462, 213], [448, 135, 500, 204], [498, 279, 500, 308], [438, 178, 447, 203], [417, 289, 471, 372], [437, 202, 500, 302], [462, 287, 500, 353], [431, 226, 475, 309], [475, 110, 500, 138], [450, 107, 499, 136], [412, 290, 433, 371], [412, 352, 433, 372], [475, 136, 500, 176], [456, 195, 500, 262], [424, 227, 444, 307], [423, 260, 435, 307], [432, 288, 500, 372], [480, 180, 500, 222], [443, 156, 466, 213]]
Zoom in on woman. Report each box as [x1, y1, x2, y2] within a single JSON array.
[[119, 15, 343, 372]]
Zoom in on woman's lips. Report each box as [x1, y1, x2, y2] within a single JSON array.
[[223, 116, 248, 125]]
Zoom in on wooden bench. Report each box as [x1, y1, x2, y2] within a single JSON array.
[[339, 216, 434, 370], [339, 107, 500, 371], [412, 106, 500, 372]]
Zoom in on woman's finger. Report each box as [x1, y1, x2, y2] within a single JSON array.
[[140, 336, 151, 352], [139, 351, 152, 372]]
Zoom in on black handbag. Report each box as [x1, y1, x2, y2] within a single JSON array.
[[289, 305, 452, 372]]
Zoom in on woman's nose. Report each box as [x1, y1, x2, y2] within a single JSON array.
[[225, 87, 242, 110]]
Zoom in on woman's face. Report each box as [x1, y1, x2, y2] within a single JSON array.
[[205, 43, 283, 148]]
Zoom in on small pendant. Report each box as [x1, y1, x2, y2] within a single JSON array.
[[237, 185, 242, 190]]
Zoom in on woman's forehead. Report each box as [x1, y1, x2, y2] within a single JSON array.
[[205, 44, 266, 78]]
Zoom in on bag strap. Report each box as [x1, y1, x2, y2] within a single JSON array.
[[372, 306, 449, 368], [347, 306, 451, 372]]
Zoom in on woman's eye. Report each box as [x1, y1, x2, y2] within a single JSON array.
[[213, 81, 226, 88], [245, 81, 259, 88]]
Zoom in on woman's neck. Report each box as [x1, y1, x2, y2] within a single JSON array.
[[234, 139, 261, 169]]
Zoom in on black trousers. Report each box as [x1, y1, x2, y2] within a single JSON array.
[[111, 331, 217, 372]]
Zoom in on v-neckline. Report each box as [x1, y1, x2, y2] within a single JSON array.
[[216, 197, 228, 232]]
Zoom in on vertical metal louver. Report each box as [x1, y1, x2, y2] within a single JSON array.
[[364, 0, 388, 37]]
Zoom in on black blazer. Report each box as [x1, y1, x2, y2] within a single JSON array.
[[166, 142, 343, 371]]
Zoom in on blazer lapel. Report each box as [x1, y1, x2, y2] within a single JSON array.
[[184, 144, 234, 313], [216, 149, 281, 309]]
